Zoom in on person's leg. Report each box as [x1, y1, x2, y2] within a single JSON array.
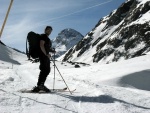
[[37, 57, 50, 86]]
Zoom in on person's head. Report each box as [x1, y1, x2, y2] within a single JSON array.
[[45, 26, 53, 36]]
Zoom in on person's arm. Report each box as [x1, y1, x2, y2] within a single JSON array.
[[40, 40, 51, 57]]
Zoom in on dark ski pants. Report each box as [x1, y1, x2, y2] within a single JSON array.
[[37, 55, 50, 86]]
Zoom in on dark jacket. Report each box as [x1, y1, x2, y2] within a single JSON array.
[[40, 34, 54, 55]]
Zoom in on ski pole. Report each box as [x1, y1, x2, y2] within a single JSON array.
[[53, 50, 56, 91], [50, 57, 72, 95]]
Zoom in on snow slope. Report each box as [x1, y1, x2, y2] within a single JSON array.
[[1, 44, 150, 113], [61, 0, 150, 64]]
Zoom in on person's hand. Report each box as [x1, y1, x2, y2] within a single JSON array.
[[53, 50, 56, 54], [52, 48, 56, 53], [47, 54, 51, 58]]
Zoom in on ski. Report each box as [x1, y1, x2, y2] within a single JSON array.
[[19, 87, 76, 94], [52, 88, 76, 93]]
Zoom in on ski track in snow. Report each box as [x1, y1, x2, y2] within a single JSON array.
[[1, 53, 150, 113]]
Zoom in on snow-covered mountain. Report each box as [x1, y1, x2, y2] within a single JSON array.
[[52, 28, 83, 58], [60, 0, 150, 64]]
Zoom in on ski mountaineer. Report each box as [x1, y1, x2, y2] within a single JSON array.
[[32, 26, 55, 92]]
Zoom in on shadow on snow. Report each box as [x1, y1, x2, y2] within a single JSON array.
[[118, 70, 150, 91], [56, 93, 150, 110]]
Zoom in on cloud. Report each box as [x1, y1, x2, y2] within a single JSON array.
[[11, 0, 84, 14], [1, 14, 57, 51], [2, 16, 34, 43], [38, 0, 113, 24]]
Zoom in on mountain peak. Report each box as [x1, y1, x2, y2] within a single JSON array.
[[52, 28, 84, 58], [55, 28, 83, 40]]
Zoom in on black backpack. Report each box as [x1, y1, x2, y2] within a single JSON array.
[[26, 31, 41, 60]]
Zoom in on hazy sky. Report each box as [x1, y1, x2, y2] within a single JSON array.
[[0, 0, 125, 51]]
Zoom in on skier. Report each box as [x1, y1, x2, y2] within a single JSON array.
[[32, 26, 55, 92]]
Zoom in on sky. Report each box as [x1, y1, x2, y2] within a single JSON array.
[[0, 0, 125, 52]]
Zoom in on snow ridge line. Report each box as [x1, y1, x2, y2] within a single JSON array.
[[0, 89, 50, 106], [0, 88, 78, 113]]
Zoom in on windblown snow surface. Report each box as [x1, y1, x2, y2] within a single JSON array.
[[1, 44, 150, 113]]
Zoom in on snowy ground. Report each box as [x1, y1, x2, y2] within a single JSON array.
[[1, 45, 150, 113]]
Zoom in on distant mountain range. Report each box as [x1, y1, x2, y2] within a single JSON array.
[[59, 0, 150, 64]]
